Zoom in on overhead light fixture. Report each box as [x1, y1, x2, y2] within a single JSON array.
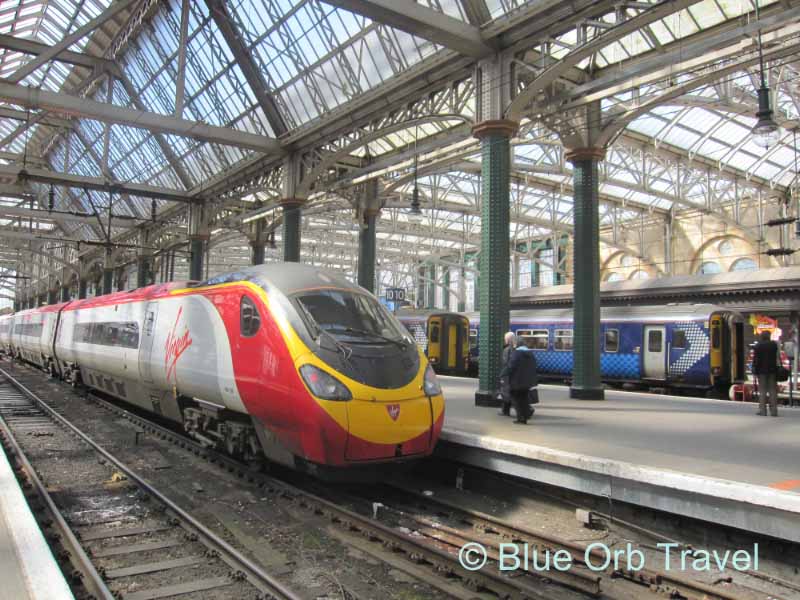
[[752, 0, 781, 149], [408, 184, 424, 224], [407, 123, 424, 224]]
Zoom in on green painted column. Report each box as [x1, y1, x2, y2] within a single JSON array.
[[102, 269, 113, 295], [282, 200, 302, 262], [473, 119, 517, 406], [426, 264, 436, 309], [137, 257, 150, 288], [47, 288, 57, 305], [357, 209, 377, 292], [567, 148, 605, 400], [78, 280, 87, 299], [251, 242, 265, 265], [189, 237, 204, 281]]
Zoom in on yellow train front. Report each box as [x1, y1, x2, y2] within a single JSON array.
[[237, 266, 446, 475]]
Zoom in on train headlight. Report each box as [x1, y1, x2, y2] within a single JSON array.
[[423, 364, 441, 396], [299, 365, 352, 401]]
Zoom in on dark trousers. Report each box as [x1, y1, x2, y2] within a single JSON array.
[[757, 373, 778, 415], [510, 389, 530, 422]]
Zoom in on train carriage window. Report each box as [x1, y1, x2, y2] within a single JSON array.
[[430, 325, 440, 344], [517, 329, 548, 350], [554, 329, 573, 351], [240, 296, 261, 337], [72, 321, 138, 348], [604, 329, 619, 353], [648, 330, 663, 352], [672, 330, 687, 349]]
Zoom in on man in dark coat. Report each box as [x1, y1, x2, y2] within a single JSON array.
[[498, 331, 516, 416], [753, 330, 780, 417], [502, 336, 538, 424]]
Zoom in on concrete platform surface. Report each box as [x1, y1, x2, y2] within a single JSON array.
[[0, 446, 73, 600], [438, 376, 800, 542]]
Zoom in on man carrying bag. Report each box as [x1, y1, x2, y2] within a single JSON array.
[[501, 336, 539, 424]]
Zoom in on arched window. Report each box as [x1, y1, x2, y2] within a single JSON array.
[[730, 258, 757, 272], [718, 239, 734, 256], [606, 272, 624, 282], [620, 255, 635, 267], [629, 270, 649, 280], [698, 261, 722, 275]]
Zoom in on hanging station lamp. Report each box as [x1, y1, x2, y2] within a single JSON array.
[[752, 0, 781, 148], [407, 123, 424, 224]]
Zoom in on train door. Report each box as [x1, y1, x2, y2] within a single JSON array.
[[643, 326, 666, 379], [726, 314, 745, 383], [426, 316, 442, 368], [138, 301, 159, 384]]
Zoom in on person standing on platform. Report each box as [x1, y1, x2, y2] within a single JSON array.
[[498, 331, 516, 416], [753, 330, 780, 417], [503, 336, 538, 424]]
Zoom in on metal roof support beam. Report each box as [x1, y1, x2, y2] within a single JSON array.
[[459, 0, 491, 26], [0, 165, 194, 203], [0, 34, 120, 75], [320, 0, 494, 58], [205, 0, 289, 136], [0, 82, 282, 154], [117, 75, 194, 189], [0, 106, 72, 129], [7, 0, 138, 83]]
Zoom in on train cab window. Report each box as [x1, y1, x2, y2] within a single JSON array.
[[430, 325, 440, 344], [711, 324, 721, 349], [240, 296, 261, 337], [672, 329, 687, 349], [469, 329, 478, 349], [604, 329, 619, 353], [648, 330, 663, 352], [554, 329, 573, 351]]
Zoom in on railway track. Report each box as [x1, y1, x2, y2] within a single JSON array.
[[1, 360, 789, 600], [0, 366, 300, 600]]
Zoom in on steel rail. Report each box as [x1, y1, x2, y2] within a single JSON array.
[[0, 366, 301, 600], [72, 389, 576, 599], [385, 483, 766, 600], [0, 381, 115, 600]]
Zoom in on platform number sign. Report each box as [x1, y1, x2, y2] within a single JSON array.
[[386, 288, 405, 302]]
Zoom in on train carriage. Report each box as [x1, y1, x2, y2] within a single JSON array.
[[396, 310, 471, 376], [6, 265, 445, 475], [467, 304, 745, 395]]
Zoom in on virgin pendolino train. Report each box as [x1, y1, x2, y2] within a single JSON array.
[[0, 265, 445, 475]]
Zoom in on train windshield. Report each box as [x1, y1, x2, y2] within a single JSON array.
[[293, 289, 411, 345]]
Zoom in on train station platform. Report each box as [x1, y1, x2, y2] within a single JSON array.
[[437, 376, 800, 543], [0, 445, 73, 600]]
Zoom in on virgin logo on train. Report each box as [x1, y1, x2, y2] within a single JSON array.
[[386, 404, 401, 421], [165, 307, 192, 382]]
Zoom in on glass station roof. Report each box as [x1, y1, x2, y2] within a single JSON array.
[[0, 0, 796, 272]]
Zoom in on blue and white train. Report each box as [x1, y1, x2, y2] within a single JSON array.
[[449, 304, 745, 394]]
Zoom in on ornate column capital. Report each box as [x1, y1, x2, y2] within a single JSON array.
[[565, 147, 606, 163], [472, 119, 519, 140]]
